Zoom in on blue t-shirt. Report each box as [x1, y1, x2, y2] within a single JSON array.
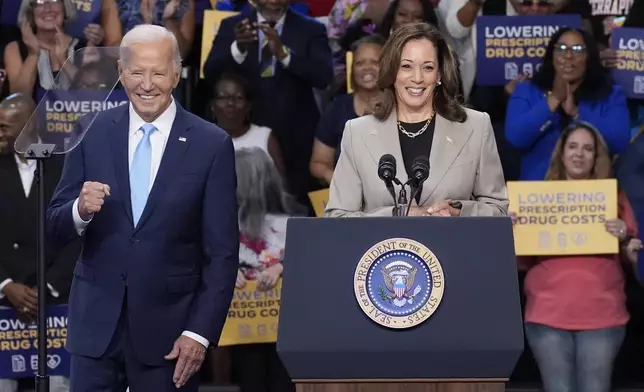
[[315, 94, 358, 162]]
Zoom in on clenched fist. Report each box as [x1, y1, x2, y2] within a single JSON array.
[[78, 181, 110, 221]]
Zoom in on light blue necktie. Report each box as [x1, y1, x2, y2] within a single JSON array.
[[130, 123, 156, 226]]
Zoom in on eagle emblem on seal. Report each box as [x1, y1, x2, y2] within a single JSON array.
[[379, 261, 423, 307]]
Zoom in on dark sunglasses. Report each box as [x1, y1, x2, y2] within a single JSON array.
[[553, 43, 587, 55]]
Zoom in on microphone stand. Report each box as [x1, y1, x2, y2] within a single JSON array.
[[405, 183, 423, 216], [24, 143, 55, 392], [394, 179, 407, 217]]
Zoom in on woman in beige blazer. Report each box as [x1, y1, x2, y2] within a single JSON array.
[[325, 22, 508, 218]]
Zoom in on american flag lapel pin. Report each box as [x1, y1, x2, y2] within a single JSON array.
[[446, 136, 453, 144], [179, 137, 187, 142]]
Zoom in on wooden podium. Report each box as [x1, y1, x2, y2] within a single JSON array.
[[276, 217, 524, 391]]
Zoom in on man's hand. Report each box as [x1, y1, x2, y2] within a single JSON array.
[[234, 19, 257, 53], [164, 335, 206, 388], [78, 181, 110, 221], [4, 283, 37, 321], [258, 23, 286, 60]]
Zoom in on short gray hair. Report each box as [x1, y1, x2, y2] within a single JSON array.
[[18, 0, 77, 26], [119, 24, 182, 69]]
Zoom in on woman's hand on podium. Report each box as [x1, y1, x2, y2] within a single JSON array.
[[426, 200, 461, 217], [408, 207, 430, 217]]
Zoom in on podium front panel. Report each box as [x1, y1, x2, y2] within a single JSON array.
[[277, 217, 523, 380]]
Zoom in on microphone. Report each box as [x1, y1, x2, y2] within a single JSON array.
[[378, 154, 399, 215], [406, 156, 430, 216], [377, 154, 396, 183]]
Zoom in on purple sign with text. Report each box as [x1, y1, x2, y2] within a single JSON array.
[[65, 0, 102, 40], [0, 305, 69, 378], [611, 28, 644, 100], [476, 15, 581, 86]]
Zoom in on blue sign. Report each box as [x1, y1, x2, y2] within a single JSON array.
[[35, 88, 129, 150], [65, 0, 103, 40], [476, 15, 581, 86], [611, 28, 644, 100], [0, 305, 69, 379]]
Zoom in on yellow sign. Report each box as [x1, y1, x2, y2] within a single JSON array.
[[308, 188, 329, 217], [218, 279, 281, 346], [508, 179, 619, 256], [200, 10, 239, 79], [354, 238, 444, 329], [346, 51, 353, 93]]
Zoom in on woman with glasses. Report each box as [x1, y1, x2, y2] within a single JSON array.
[[3, 0, 117, 98], [209, 72, 286, 175], [505, 27, 630, 181]]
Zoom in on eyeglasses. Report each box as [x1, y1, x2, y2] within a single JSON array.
[[554, 44, 586, 55], [33, 0, 61, 5], [214, 95, 247, 104], [520, 0, 554, 6]]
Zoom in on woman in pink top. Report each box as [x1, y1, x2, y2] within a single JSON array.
[[510, 122, 641, 392]]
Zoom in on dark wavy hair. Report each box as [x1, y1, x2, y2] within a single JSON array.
[[373, 22, 466, 123], [375, 0, 438, 38], [531, 27, 613, 102]]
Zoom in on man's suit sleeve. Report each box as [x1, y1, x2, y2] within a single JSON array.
[[46, 240, 81, 300], [282, 21, 333, 89], [325, 120, 394, 218], [187, 134, 239, 345], [46, 140, 86, 246], [459, 113, 509, 217], [204, 18, 253, 82]]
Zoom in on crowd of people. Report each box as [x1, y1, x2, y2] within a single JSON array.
[[0, 0, 643, 391]]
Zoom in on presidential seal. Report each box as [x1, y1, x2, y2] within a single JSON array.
[[354, 238, 444, 329]]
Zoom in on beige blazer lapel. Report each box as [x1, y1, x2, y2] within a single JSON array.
[[363, 112, 410, 182], [419, 114, 474, 205]]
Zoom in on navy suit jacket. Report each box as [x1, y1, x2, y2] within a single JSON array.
[[204, 9, 333, 195], [46, 103, 239, 366]]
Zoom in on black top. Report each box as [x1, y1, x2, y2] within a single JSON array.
[[316, 94, 358, 163], [398, 116, 436, 204]]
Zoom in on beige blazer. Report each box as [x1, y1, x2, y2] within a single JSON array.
[[324, 108, 509, 217]]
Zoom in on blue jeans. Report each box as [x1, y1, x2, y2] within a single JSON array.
[[524, 323, 625, 392]]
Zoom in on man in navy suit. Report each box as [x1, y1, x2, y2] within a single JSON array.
[[204, 0, 333, 206], [47, 24, 239, 391]]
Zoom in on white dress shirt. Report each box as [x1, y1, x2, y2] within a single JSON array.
[[230, 12, 291, 67], [70, 100, 210, 349], [0, 155, 60, 299]]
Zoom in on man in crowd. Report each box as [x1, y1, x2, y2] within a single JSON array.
[[204, 0, 333, 207], [47, 24, 239, 391], [0, 93, 79, 392]]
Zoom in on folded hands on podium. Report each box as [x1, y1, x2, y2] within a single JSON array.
[[407, 200, 461, 217]]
